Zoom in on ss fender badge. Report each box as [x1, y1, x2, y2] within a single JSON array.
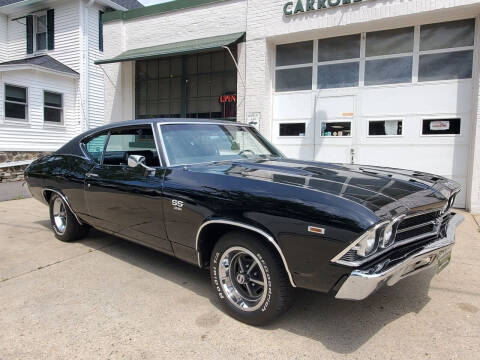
[[172, 199, 184, 211], [308, 226, 325, 235]]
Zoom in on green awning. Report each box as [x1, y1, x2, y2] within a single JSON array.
[[95, 32, 245, 65]]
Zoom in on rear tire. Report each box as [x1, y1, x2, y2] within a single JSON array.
[[210, 231, 294, 326], [49, 194, 89, 242]]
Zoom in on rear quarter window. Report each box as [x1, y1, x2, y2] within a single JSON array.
[[83, 134, 108, 163]]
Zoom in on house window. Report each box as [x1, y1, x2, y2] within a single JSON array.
[[321, 122, 351, 137], [368, 120, 403, 136], [35, 14, 48, 51], [422, 118, 461, 135], [275, 41, 313, 92], [279, 123, 306, 136], [5, 85, 28, 121], [44, 91, 63, 124]]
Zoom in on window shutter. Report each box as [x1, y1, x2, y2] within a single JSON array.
[[26, 15, 33, 54], [47, 9, 54, 50], [99, 11, 104, 52]]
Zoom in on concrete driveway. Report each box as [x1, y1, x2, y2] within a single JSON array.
[[1, 198, 479, 359]]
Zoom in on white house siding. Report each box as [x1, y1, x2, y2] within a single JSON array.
[[0, 14, 7, 63], [0, 70, 78, 151], [86, 3, 106, 129], [0, 0, 113, 153]]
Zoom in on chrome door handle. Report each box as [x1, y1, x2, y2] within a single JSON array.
[[86, 172, 99, 178]]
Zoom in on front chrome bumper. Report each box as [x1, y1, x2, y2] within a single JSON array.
[[335, 213, 464, 300]]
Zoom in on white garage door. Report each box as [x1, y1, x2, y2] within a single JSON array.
[[272, 19, 476, 208]]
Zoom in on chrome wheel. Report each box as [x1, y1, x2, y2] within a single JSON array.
[[52, 197, 67, 235], [218, 246, 267, 312]]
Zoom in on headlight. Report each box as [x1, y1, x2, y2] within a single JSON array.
[[354, 228, 377, 257], [380, 222, 394, 248]]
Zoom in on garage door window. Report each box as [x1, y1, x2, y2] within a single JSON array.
[[321, 122, 351, 137], [279, 123, 306, 137], [422, 118, 461, 135], [368, 120, 403, 136], [318, 35, 360, 89], [275, 41, 313, 92], [419, 19, 475, 82], [275, 19, 475, 92], [365, 27, 414, 86]]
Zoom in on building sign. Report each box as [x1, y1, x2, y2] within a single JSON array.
[[283, 0, 367, 16]]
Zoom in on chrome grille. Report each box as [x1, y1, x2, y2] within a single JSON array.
[[395, 210, 443, 244]]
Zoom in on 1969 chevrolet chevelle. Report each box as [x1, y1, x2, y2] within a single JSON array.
[[25, 119, 463, 325]]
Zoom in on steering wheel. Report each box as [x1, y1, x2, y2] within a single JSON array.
[[238, 149, 256, 157]]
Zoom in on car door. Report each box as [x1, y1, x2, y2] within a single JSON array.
[[83, 124, 172, 253]]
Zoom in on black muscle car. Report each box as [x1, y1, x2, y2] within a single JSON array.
[[25, 119, 463, 325]]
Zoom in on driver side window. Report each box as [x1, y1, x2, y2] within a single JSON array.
[[103, 126, 160, 167]]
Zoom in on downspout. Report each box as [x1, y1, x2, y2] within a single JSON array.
[[84, 0, 96, 129]]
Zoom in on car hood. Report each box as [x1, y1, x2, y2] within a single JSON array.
[[189, 158, 461, 218]]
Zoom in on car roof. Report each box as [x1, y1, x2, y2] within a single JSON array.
[[55, 118, 251, 157]]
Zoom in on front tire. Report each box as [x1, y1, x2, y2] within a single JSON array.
[[210, 231, 294, 326], [49, 194, 89, 242]]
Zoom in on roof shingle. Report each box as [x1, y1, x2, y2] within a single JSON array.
[[0, 55, 79, 76]]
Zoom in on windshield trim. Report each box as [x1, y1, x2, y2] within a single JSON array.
[[156, 122, 280, 167]]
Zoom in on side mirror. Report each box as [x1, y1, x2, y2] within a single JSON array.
[[128, 154, 146, 168], [127, 154, 156, 176]]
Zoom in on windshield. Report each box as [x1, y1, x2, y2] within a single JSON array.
[[160, 123, 283, 166]]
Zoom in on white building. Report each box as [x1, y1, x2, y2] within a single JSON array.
[[0, 0, 142, 158], [100, 0, 480, 212]]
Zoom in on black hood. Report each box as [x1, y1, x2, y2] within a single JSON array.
[[190, 158, 461, 219]]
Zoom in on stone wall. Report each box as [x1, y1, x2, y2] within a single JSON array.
[[0, 152, 49, 182]]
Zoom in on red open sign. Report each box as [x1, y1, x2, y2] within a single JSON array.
[[219, 95, 237, 103]]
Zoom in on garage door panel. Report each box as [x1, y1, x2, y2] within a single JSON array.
[[278, 145, 315, 160], [361, 81, 472, 116], [356, 144, 468, 178], [316, 95, 355, 119], [314, 144, 351, 164], [273, 92, 313, 120]]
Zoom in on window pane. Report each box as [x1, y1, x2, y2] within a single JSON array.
[[279, 123, 305, 136], [318, 35, 360, 62], [84, 134, 108, 163], [5, 102, 26, 119], [276, 41, 313, 66], [275, 67, 312, 92], [198, 53, 211, 73], [170, 57, 182, 76], [6, 85, 26, 102], [104, 127, 159, 166], [420, 19, 475, 51], [147, 60, 158, 79], [369, 120, 402, 135], [44, 107, 62, 123], [212, 52, 225, 72], [37, 15, 47, 33], [44, 92, 62, 107], [365, 57, 412, 85], [158, 58, 170, 77], [366, 27, 414, 57], [36, 33, 47, 51], [422, 118, 460, 135], [418, 50, 473, 81], [318, 62, 359, 89], [321, 122, 351, 136], [186, 55, 197, 74]]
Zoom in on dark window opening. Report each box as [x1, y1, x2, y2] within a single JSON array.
[[279, 123, 306, 136], [44, 91, 63, 123], [321, 122, 351, 137], [369, 120, 402, 136], [135, 49, 237, 121], [5, 85, 27, 120], [422, 118, 460, 135], [99, 11, 104, 52]]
